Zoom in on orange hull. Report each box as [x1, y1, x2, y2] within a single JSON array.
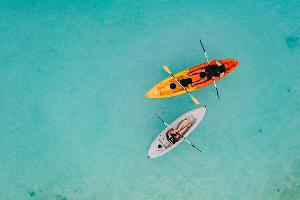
[[145, 59, 239, 98]]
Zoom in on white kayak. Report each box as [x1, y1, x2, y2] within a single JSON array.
[[148, 106, 207, 158]]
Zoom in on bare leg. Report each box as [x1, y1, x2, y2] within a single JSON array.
[[176, 119, 193, 136], [188, 68, 205, 76], [192, 77, 207, 86]]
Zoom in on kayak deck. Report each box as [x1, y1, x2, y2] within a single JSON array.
[[148, 107, 206, 158], [145, 59, 239, 98]]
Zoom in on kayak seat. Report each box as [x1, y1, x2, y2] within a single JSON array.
[[170, 83, 176, 89]]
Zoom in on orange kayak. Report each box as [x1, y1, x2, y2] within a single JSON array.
[[145, 59, 239, 98]]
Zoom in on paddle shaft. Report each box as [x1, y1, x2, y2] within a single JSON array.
[[213, 79, 220, 99], [155, 114, 201, 152], [200, 39, 209, 64], [162, 65, 200, 105], [170, 74, 195, 100], [200, 39, 221, 99], [155, 113, 171, 128]]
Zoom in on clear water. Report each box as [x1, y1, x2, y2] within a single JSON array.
[[1, 1, 299, 199]]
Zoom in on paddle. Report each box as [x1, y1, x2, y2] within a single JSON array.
[[162, 65, 200, 105], [200, 39, 209, 63], [155, 113, 202, 152], [200, 39, 221, 99], [213, 80, 220, 99]]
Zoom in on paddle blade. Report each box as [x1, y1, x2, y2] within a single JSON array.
[[200, 39, 209, 63], [162, 65, 171, 75], [200, 39, 206, 52], [213, 80, 221, 99], [215, 87, 221, 99], [191, 95, 200, 105]]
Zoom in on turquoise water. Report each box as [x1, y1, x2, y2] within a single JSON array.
[[0, 0, 300, 199]]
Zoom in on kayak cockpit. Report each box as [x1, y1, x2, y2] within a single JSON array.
[[145, 59, 239, 99], [148, 118, 195, 157], [148, 107, 207, 158], [166, 119, 194, 144]]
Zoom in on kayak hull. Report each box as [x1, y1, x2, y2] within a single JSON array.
[[145, 59, 239, 98], [148, 106, 206, 158]]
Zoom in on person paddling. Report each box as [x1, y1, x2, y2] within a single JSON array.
[[205, 60, 226, 80], [189, 60, 226, 85], [169, 78, 193, 89]]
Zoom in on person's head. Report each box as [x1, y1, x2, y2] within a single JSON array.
[[200, 72, 206, 78], [218, 65, 226, 73]]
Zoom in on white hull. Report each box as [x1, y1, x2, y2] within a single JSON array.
[[148, 106, 207, 158]]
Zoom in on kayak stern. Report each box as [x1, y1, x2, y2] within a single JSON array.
[[145, 87, 160, 98]]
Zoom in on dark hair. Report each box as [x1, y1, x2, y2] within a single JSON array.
[[200, 72, 206, 78], [219, 65, 226, 73]]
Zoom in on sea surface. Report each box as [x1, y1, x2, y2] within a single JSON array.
[[0, 1, 300, 199]]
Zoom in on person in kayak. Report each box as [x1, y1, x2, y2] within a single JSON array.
[[218, 62, 226, 77], [205, 60, 226, 80], [189, 60, 226, 85], [205, 65, 219, 79], [176, 119, 193, 135], [179, 78, 192, 87], [169, 78, 192, 90], [166, 129, 179, 144], [169, 132, 179, 144], [166, 119, 193, 144]]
